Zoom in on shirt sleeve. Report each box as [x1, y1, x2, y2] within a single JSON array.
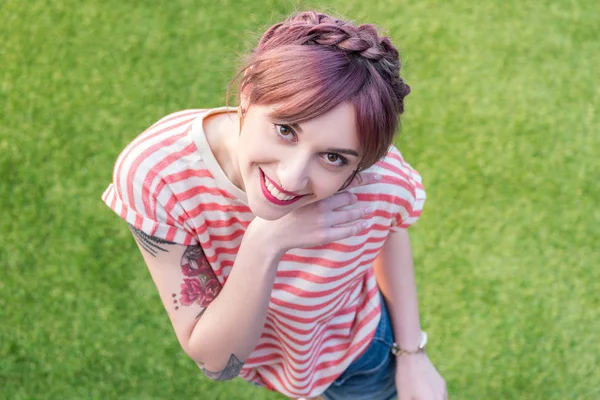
[[101, 140, 198, 246], [387, 149, 427, 231]]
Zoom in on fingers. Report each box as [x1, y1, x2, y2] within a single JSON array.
[[322, 172, 382, 210], [323, 191, 358, 211], [303, 188, 376, 245], [323, 204, 373, 243], [324, 220, 369, 243], [328, 205, 373, 227]]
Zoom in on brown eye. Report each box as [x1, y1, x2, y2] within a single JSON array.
[[276, 125, 293, 137], [322, 153, 348, 167], [327, 153, 339, 163]]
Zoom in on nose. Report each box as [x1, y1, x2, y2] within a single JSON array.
[[276, 154, 310, 194]]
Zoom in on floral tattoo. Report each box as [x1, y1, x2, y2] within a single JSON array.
[[128, 225, 221, 318], [178, 246, 221, 318]]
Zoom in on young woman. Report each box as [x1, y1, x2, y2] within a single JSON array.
[[102, 10, 446, 400]]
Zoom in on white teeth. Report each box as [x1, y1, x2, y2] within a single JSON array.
[[264, 175, 296, 201]]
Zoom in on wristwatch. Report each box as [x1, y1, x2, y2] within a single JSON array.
[[391, 331, 427, 356]]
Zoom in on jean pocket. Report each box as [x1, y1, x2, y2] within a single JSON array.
[[332, 337, 391, 386]]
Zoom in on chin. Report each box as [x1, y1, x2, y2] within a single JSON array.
[[247, 200, 289, 220]]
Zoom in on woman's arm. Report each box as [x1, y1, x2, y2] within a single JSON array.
[[373, 228, 447, 400], [129, 221, 282, 381], [372, 228, 422, 348]]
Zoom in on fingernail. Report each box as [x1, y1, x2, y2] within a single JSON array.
[[374, 173, 382, 181], [362, 222, 368, 229], [365, 206, 373, 214]]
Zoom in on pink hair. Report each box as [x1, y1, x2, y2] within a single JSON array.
[[229, 11, 411, 170]]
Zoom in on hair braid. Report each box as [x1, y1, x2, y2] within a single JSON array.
[[258, 11, 411, 109]]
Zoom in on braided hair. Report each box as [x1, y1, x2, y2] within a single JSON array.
[[230, 11, 411, 171]]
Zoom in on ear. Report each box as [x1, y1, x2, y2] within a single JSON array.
[[239, 83, 252, 112], [239, 66, 254, 111]]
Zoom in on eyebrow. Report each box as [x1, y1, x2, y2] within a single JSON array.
[[287, 123, 360, 158], [325, 147, 360, 157]]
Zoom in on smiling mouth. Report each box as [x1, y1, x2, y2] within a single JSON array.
[[259, 169, 304, 206]]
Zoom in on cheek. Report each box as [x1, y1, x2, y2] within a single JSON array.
[[238, 137, 261, 164], [311, 174, 351, 199], [240, 131, 274, 162]]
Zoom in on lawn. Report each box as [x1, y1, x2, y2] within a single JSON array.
[[1, 0, 599, 399]]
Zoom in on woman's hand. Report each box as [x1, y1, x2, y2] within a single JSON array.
[[251, 173, 381, 252], [395, 353, 447, 400]]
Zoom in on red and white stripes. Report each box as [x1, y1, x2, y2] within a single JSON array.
[[102, 108, 426, 398]]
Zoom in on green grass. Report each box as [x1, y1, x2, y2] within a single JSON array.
[[1, 0, 598, 399]]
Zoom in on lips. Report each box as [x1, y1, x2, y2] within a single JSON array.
[[259, 169, 304, 206]]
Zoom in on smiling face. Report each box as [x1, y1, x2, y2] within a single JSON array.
[[236, 101, 361, 220]]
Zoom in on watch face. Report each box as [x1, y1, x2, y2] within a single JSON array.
[[419, 331, 428, 350]]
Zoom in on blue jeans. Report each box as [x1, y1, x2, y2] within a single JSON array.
[[321, 295, 397, 400]]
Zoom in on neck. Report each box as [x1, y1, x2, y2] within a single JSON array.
[[224, 123, 245, 191], [204, 110, 245, 191]]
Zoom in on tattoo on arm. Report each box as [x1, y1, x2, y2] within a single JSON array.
[[128, 224, 221, 318], [173, 244, 222, 316], [128, 227, 234, 378], [200, 354, 244, 381], [175, 244, 222, 313], [128, 224, 175, 257]]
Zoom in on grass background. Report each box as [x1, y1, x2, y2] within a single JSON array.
[[1, 0, 598, 399]]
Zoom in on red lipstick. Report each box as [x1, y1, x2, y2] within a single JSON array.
[[262, 171, 303, 197], [259, 169, 304, 206]]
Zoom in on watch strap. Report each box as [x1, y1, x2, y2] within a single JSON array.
[[391, 331, 427, 356]]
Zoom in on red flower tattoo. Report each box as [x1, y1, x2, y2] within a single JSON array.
[[177, 245, 221, 309], [180, 278, 204, 306], [201, 278, 220, 307], [181, 246, 212, 277]]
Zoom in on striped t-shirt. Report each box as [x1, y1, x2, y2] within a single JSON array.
[[102, 107, 426, 398]]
